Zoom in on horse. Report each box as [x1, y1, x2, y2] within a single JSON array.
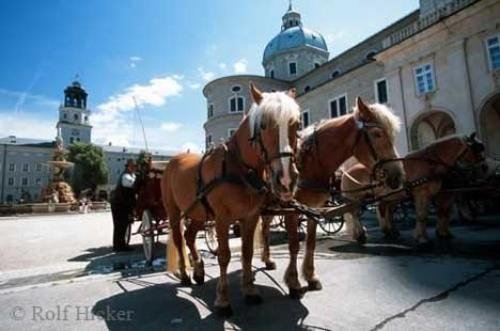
[[279, 97, 405, 297], [340, 133, 486, 246], [161, 83, 301, 316]]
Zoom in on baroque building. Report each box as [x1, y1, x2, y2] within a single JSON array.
[[0, 81, 171, 204], [204, 0, 500, 161]]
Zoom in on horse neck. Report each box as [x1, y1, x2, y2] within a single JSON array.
[[300, 115, 358, 182]]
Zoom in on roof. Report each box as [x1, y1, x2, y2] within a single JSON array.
[[98, 144, 176, 157], [0, 136, 53, 148], [263, 26, 328, 63]]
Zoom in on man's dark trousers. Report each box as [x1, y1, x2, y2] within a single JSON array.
[[111, 203, 132, 249]]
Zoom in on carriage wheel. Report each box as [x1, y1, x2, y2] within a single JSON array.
[[204, 222, 218, 255], [318, 215, 345, 235], [125, 223, 132, 246], [141, 209, 154, 263]]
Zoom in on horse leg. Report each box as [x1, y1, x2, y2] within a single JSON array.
[[346, 209, 366, 245], [240, 215, 262, 304], [413, 193, 430, 247], [303, 218, 322, 291], [185, 221, 205, 285], [378, 202, 399, 239], [435, 193, 455, 240], [214, 220, 232, 316], [260, 215, 276, 270], [169, 216, 191, 285], [284, 214, 303, 299]]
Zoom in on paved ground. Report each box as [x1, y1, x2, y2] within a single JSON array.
[[0, 211, 499, 330]]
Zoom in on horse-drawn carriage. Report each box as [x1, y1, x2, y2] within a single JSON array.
[[127, 83, 491, 317]]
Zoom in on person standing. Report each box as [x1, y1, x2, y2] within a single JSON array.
[[111, 159, 137, 251]]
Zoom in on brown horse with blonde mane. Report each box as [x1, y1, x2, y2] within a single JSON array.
[[341, 133, 486, 246], [161, 83, 300, 316], [281, 98, 405, 297]]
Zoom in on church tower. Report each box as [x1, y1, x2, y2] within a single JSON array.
[[56, 80, 92, 146]]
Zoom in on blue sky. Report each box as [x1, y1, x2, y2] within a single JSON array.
[[0, 0, 418, 152]]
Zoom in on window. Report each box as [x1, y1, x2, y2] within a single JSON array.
[[84, 116, 89, 122], [486, 35, 500, 70], [330, 95, 348, 118], [414, 63, 436, 95], [207, 104, 214, 118], [22, 163, 29, 172], [365, 50, 377, 61], [36, 178, 42, 186], [375, 78, 388, 104], [301, 110, 310, 129], [314, 62, 321, 69], [74, 114, 79, 121], [229, 96, 244, 112], [8, 178, 14, 186], [331, 70, 341, 78], [228, 128, 237, 137], [231, 86, 241, 93], [22, 178, 28, 186], [70, 137, 74, 144], [63, 113, 67, 119], [206, 134, 212, 148], [270, 70, 275, 79], [6, 195, 13, 203], [36, 163, 42, 171], [289, 62, 297, 75], [304, 86, 311, 93], [9, 163, 15, 172]]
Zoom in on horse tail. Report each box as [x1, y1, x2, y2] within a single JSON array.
[[161, 161, 184, 273]]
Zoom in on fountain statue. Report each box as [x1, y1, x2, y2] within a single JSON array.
[[41, 129, 77, 204]]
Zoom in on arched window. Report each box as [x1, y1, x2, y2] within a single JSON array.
[[304, 86, 311, 93], [74, 114, 79, 121], [231, 85, 241, 93], [314, 62, 321, 69], [207, 104, 214, 118], [331, 69, 341, 78], [365, 50, 377, 61]]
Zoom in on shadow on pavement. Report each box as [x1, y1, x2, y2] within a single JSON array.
[[68, 243, 167, 276], [92, 270, 310, 331]]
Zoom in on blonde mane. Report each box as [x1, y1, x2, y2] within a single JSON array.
[[354, 103, 401, 141], [248, 91, 300, 138]]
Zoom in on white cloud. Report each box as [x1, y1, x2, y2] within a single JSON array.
[[96, 75, 183, 114], [219, 62, 227, 70], [0, 88, 59, 112], [130, 56, 142, 62], [187, 82, 201, 90], [0, 112, 56, 140], [160, 122, 183, 132], [197, 67, 215, 82], [233, 58, 248, 74]]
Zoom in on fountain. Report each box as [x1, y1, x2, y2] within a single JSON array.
[[41, 129, 77, 205]]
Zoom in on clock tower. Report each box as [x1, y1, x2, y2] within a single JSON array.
[[56, 80, 92, 146]]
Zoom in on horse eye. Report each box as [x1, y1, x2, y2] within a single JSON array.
[[260, 122, 267, 130], [373, 131, 383, 139]]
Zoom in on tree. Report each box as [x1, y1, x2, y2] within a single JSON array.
[[67, 143, 108, 195]]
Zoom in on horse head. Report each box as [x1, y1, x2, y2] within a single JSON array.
[[246, 83, 301, 201], [352, 97, 405, 190], [461, 132, 486, 165]]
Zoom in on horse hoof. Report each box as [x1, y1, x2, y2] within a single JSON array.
[[307, 280, 323, 291], [356, 233, 367, 246], [215, 305, 233, 317], [193, 272, 205, 285], [288, 288, 304, 300], [265, 261, 277, 270], [244, 294, 263, 305]]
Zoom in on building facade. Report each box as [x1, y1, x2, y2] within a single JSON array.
[[0, 81, 172, 204], [203, 0, 500, 162]]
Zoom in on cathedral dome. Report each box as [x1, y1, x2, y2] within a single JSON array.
[[263, 26, 328, 62]]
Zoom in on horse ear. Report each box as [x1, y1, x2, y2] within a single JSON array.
[[287, 88, 297, 99], [356, 97, 374, 121], [250, 82, 263, 105]]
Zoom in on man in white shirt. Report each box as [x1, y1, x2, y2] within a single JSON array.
[[111, 159, 137, 251]]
